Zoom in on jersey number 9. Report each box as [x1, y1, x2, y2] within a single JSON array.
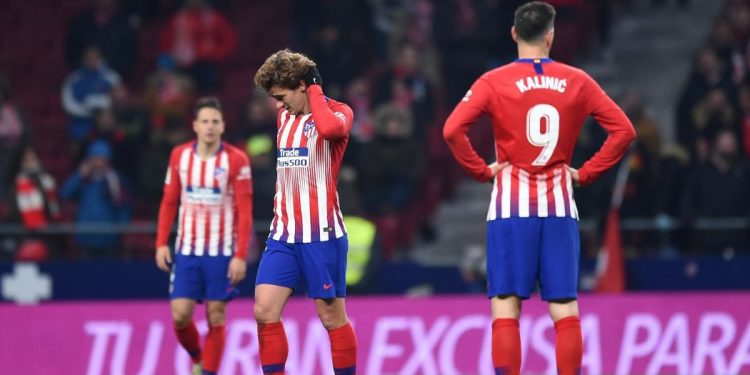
[[526, 104, 560, 166]]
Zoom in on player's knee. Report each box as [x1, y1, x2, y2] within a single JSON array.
[[317, 308, 346, 330], [171, 309, 193, 327], [253, 302, 280, 323], [207, 308, 226, 326]]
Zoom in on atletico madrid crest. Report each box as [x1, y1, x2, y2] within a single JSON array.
[[303, 120, 316, 138]]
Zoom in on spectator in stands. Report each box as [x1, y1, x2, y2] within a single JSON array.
[[0, 73, 31, 202], [77, 107, 140, 187], [292, 0, 372, 89], [138, 117, 191, 210], [65, 0, 139, 77], [708, 18, 741, 66], [736, 82, 750, 155], [305, 23, 358, 98], [681, 129, 750, 252], [691, 88, 737, 161], [433, 0, 499, 103], [676, 47, 735, 154], [343, 77, 374, 167], [619, 91, 661, 218], [374, 43, 437, 138], [11, 148, 61, 230], [159, 0, 237, 92], [61, 46, 121, 148], [60, 140, 132, 257], [231, 92, 276, 144], [359, 104, 426, 215], [111, 84, 148, 145], [143, 54, 195, 129], [245, 135, 275, 243]]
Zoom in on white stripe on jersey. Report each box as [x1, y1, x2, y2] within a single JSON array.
[[178, 148, 192, 254], [295, 115, 313, 243], [219, 152, 232, 256], [518, 170, 530, 218], [500, 166, 512, 219], [203, 154, 217, 256], [487, 174, 499, 221], [552, 170, 566, 217], [271, 183, 283, 241], [191, 154, 205, 256], [565, 169, 579, 220], [176, 205, 184, 250], [537, 174, 549, 218], [315, 138, 330, 241], [283, 114, 305, 241], [271, 112, 294, 240], [326, 139, 344, 236]]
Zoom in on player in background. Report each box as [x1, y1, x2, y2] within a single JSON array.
[[155, 97, 254, 375], [443, 2, 636, 375], [252, 49, 357, 375]]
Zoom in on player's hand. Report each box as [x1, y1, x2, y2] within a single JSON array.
[[568, 166, 581, 187], [488, 161, 509, 177], [227, 257, 247, 285], [304, 67, 323, 87], [155, 245, 172, 272]]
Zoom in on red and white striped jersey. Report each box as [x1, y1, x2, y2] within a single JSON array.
[[487, 165, 578, 220], [444, 58, 636, 221], [156, 141, 253, 259], [269, 85, 352, 243]]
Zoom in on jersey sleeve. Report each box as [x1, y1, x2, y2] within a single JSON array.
[[443, 77, 495, 182], [307, 84, 353, 139], [156, 148, 181, 248], [577, 73, 637, 185], [231, 151, 254, 261]]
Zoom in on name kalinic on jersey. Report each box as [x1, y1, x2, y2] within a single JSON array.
[[270, 111, 346, 243]]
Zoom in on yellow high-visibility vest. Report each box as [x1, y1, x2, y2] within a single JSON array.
[[343, 216, 376, 286]]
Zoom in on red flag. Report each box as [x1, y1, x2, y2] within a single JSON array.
[[595, 208, 626, 292]]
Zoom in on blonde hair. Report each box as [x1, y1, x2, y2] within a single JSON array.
[[253, 49, 317, 92]]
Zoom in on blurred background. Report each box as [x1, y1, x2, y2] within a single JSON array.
[[0, 0, 749, 374]]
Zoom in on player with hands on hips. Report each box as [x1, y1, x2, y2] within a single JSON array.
[[443, 2, 636, 375]]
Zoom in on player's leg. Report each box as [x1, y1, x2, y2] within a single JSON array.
[[170, 255, 203, 367], [486, 218, 540, 375], [300, 236, 357, 375], [540, 217, 583, 375], [198, 255, 238, 375], [254, 240, 300, 375], [198, 301, 227, 375]]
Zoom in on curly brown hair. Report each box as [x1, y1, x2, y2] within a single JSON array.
[[253, 49, 317, 92]]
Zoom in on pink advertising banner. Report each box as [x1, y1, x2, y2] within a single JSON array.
[[2, 293, 750, 375]]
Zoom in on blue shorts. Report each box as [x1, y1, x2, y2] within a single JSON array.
[[255, 236, 348, 299], [486, 217, 580, 301], [170, 254, 239, 302]]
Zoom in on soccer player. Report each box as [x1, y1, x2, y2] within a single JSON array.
[[443, 2, 636, 375], [252, 49, 357, 375], [155, 97, 254, 375]]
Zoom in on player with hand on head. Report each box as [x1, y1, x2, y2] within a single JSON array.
[[155, 97, 254, 375], [443, 2, 636, 375], [252, 49, 357, 375]]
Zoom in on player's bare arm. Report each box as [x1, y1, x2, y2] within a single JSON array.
[[155, 245, 172, 272]]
